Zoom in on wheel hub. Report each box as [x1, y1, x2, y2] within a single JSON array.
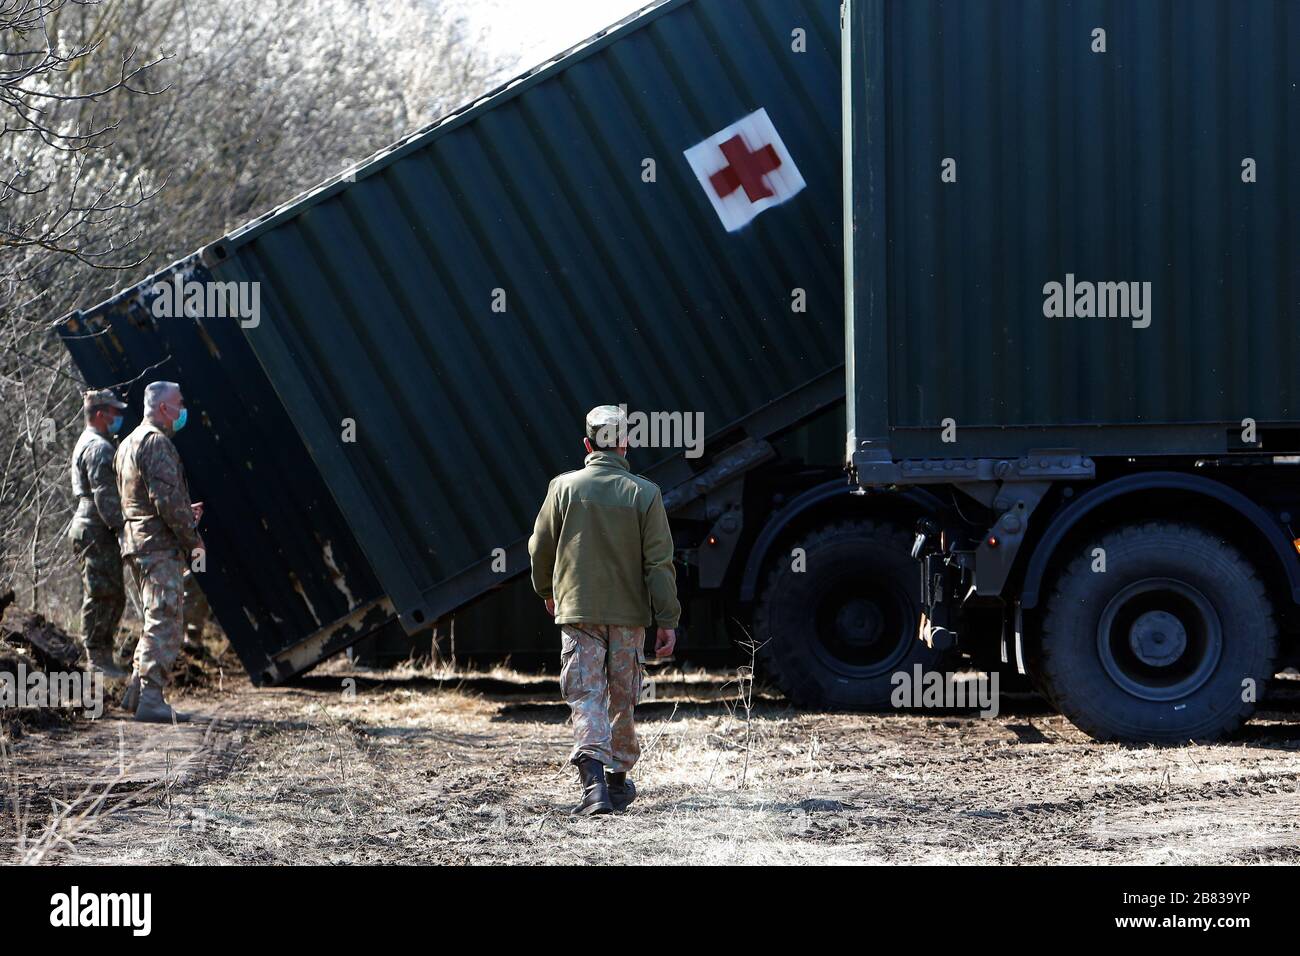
[[811, 576, 916, 675], [1097, 578, 1222, 702], [1128, 609, 1187, 666], [834, 598, 883, 649]]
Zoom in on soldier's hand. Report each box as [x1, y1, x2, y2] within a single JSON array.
[[654, 627, 676, 658], [191, 501, 204, 524], [544, 598, 555, 617]]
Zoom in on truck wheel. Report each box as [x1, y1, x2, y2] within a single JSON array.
[[752, 520, 943, 710], [1038, 522, 1277, 742]]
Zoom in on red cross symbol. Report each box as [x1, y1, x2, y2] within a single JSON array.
[[708, 135, 782, 203]]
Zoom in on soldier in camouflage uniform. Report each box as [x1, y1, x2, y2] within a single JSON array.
[[529, 405, 680, 815], [68, 388, 129, 677], [116, 381, 204, 723]]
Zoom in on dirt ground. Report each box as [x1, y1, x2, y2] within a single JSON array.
[[4, 662, 1300, 865]]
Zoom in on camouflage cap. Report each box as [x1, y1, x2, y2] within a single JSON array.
[[83, 388, 127, 411], [586, 404, 627, 448]]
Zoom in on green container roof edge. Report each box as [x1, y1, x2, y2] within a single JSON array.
[[204, 0, 681, 264], [65, 1, 683, 323]]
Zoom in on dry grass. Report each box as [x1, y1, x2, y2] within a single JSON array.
[[4, 667, 1300, 865]]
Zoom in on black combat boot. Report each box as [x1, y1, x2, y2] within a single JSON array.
[[134, 685, 189, 724], [606, 771, 636, 811], [573, 756, 614, 816]]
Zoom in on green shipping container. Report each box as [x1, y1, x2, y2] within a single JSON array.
[[846, 0, 1300, 477]]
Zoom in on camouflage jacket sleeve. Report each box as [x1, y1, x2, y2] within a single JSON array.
[[141, 433, 201, 556], [528, 479, 562, 600], [85, 439, 124, 531]]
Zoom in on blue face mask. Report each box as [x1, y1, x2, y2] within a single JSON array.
[[173, 407, 188, 432], [108, 415, 124, 435]]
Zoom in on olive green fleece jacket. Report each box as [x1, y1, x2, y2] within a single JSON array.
[[529, 451, 680, 628]]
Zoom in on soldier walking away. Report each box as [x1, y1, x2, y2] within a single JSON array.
[[115, 381, 204, 723], [68, 388, 129, 678], [529, 405, 680, 815]]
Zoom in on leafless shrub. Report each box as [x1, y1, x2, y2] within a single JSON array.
[[0, 0, 510, 623]]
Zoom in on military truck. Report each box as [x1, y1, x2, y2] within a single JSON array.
[[64, 0, 945, 707], [843, 0, 1299, 740]]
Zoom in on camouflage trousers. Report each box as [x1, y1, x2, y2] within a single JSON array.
[[68, 523, 125, 658], [559, 624, 644, 772], [115, 568, 210, 664], [126, 550, 186, 691]]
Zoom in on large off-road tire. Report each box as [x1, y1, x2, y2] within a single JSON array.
[[752, 520, 944, 710], [1037, 522, 1277, 742]]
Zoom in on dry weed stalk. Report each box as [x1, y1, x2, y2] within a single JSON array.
[[708, 623, 763, 790], [2, 719, 214, 864]]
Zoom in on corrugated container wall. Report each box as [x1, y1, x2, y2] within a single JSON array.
[[847, 0, 1300, 465], [62, 0, 846, 669], [208, 0, 844, 633], [61, 260, 400, 684]]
